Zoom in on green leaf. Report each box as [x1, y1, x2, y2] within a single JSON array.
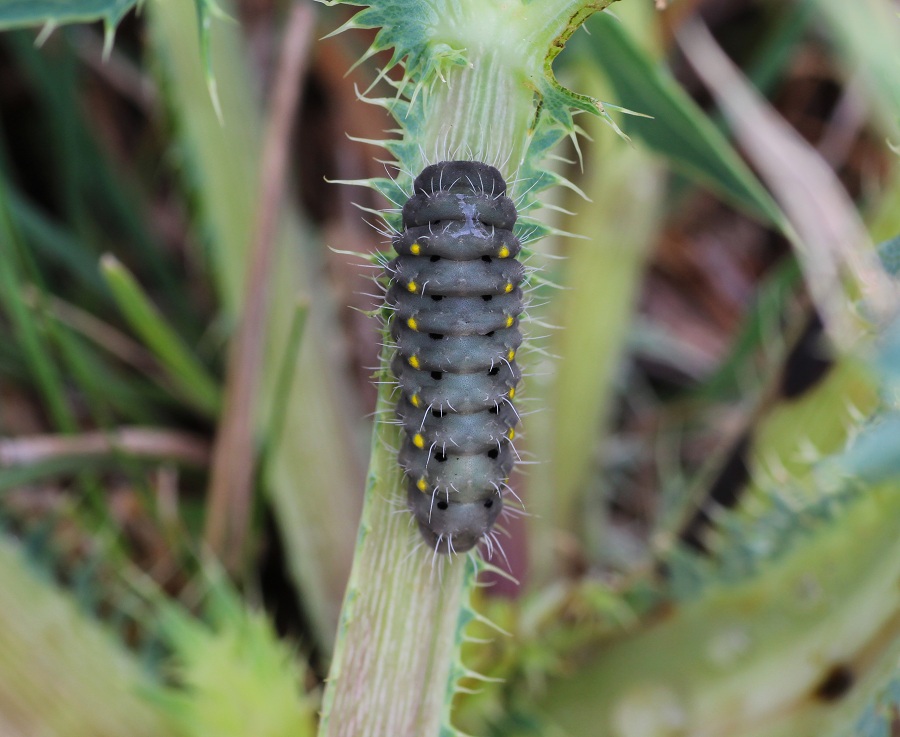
[[194, 0, 229, 122], [155, 585, 318, 737], [0, 177, 77, 433], [0, 454, 119, 492], [101, 255, 221, 418], [0, 0, 224, 123], [535, 461, 900, 737], [0, 0, 135, 29], [322, 0, 619, 212], [580, 12, 786, 228]]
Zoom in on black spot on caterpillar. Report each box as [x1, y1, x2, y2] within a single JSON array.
[[386, 161, 524, 555]]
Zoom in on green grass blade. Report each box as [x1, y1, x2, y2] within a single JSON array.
[[50, 325, 163, 425], [5, 32, 199, 330], [0, 454, 111, 491], [0, 181, 76, 432], [5, 188, 109, 298], [263, 300, 308, 466], [35, 293, 197, 419], [101, 255, 220, 417]]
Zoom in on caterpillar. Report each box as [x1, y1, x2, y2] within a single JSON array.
[[385, 160, 525, 555]]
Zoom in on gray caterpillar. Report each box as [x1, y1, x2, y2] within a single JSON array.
[[385, 161, 525, 555]]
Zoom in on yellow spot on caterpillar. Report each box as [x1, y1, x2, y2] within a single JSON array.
[[498, 245, 510, 258], [409, 355, 420, 369], [411, 394, 421, 407], [407, 280, 418, 293], [413, 433, 425, 449], [505, 315, 514, 328], [507, 428, 515, 440], [508, 387, 515, 399], [416, 477, 428, 493], [410, 243, 421, 255], [407, 317, 418, 331], [507, 349, 516, 361], [504, 282, 513, 293]]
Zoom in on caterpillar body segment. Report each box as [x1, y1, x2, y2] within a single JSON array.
[[385, 160, 525, 554]]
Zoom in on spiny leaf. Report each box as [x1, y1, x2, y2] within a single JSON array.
[[0, 0, 223, 119], [537, 453, 900, 737], [154, 586, 318, 737], [0, 0, 135, 30], [320, 0, 621, 208]]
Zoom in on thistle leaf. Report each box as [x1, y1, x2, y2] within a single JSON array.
[[0, 0, 136, 30]]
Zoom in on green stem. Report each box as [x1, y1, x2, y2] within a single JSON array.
[[411, 0, 618, 177], [319, 1, 623, 732], [420, 46, 534, 174], [319, 396, 472, 737]]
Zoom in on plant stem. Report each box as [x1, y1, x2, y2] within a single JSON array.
[[318, 401, 471, 737]]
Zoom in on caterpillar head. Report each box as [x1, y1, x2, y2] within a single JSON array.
[[407, 485, 502, 554]]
